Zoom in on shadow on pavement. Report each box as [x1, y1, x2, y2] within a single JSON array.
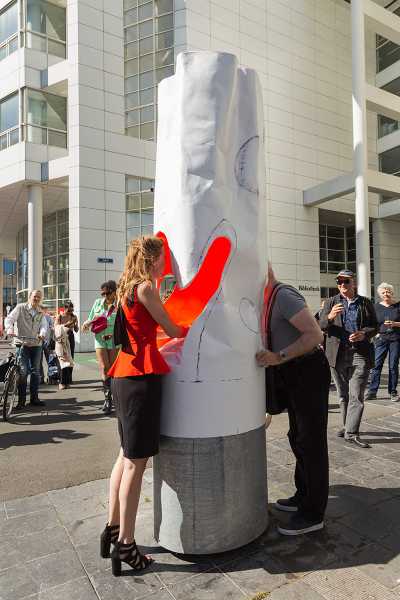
[[133, 484, 400, 581], [0, 428, 89, 449]]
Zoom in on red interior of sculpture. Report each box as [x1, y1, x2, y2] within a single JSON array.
[[155, 231, 232, 348]]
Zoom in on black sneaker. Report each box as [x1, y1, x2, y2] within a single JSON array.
[[30, 399, 46, 407], [345, 436, 370, 449], [390, 391, 399, 402], [364, 392, 377, 401], [337, 428, 345, 438], [275, 497, 298, 512], [277, 514, 324, 536], [13, 403, 26, 411]]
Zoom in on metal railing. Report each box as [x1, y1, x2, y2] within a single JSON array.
[[0, 126, 19, 151], [0, 33, 18, 62]]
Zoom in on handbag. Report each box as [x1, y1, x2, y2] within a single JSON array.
[[91, 304, 115, 334], [113, 304, 135, 355], [263, 282, 289, 415]]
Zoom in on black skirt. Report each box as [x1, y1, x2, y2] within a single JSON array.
[[112, 375, 162, 459]]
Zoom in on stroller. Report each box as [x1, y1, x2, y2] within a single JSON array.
[[47, 351, 61, 385]]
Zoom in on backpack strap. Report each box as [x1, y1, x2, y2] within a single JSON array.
[[262, 282, 288, 350]]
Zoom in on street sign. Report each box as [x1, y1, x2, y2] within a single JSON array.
[[97, 257, 114, 264]]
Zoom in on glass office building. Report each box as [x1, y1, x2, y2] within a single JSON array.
[[1, 0, 400, 348]]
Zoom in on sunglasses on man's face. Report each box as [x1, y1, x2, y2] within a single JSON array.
[[337, 279, 351, 285], [101, 290, 112, 296]]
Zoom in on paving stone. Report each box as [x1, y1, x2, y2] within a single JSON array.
[[0, 565, 38, 600], [0, 507, 60, 539], [339, 505, 397, 542], [75, 538, 110, 575], [151, 549, 214, 586], [0, 525, 70, 571], [48, 479, 109, 508], [89, 567, 165, 600], [265, 465, 293, 485], [350, 543, 400, 590], [168, 569, 246, 600], [366, 458, 400, 475], [304, 566, 400, 600], [5, 493, 52, 519], [210, 523, 277, 567], [267, 449, 296, 467], [65, 513, 108, 545], [313, 519, 370, 557], [35, 576, 99, 600], [325, 488, 370, 519], [329, 451, 366, 469], [24, 548, 86, 591], [221, 550, 289, 596], [268, 580, 326, 599], [54, 495, 107, 526], [265, 530, 339, 576]]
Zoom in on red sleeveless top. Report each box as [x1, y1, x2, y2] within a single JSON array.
[[108, 288, 170, 378]]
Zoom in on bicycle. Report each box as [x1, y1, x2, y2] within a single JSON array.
[[1, 335, 40, 421]]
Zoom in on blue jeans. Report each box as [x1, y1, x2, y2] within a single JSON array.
[[369, 337, 400, 394], [17, 345, 43, 402]]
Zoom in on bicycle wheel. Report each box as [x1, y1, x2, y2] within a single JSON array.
[[2, 368, 18, 421]]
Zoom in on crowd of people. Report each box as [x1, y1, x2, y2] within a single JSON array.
[[2, 237, 400, 574]]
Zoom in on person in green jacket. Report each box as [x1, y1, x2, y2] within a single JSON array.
[[82, 280, 118, 414]]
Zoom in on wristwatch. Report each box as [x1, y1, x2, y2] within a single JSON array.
[[279, 349, 287, 361]]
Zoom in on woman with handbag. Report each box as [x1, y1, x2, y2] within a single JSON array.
[[82, 280, 118, 413], [100, 235, 188, 576], [55, 301, 78, 389]]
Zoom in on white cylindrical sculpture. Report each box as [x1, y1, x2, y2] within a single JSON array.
[[153, 52, 267, 554]]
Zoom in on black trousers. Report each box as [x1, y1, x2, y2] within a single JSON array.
[[61, 330, 75, 385], [278, 350, 330, 522]]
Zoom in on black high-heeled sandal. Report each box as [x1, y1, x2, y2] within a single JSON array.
[[100, 523, 119, 558], [111, 540, 153, 576]]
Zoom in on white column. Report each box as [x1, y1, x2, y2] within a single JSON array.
[[27, 185, 43, 292], [351, 0, 371, 297]]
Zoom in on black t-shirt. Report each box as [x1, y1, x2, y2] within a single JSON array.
[[374, 302, 400, 340]]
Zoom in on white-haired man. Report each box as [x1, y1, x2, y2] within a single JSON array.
[[319, 270, 378, 448], [5, 290, 48, 409]]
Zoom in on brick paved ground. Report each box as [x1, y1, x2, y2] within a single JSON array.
[[1, 346, 400, 599]]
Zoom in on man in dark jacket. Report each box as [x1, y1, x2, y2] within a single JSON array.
[[319, 270, 378, 448]]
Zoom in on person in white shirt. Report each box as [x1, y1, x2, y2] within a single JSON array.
[[4, 290, 48, 409]]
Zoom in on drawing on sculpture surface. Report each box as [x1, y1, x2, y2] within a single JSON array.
[[234, 135, 260, 194]]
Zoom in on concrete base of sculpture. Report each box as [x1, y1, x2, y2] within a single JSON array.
[[153, 426, 268, 554]]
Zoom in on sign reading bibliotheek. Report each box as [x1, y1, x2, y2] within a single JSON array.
[[298, 284, 320, 292]]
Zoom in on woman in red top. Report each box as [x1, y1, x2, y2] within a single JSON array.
[[100, 235, 187, 576]]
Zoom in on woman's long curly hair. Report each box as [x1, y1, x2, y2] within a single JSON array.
[[117, 235, 164, 304]]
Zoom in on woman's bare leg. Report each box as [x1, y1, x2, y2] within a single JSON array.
[[108, 448, 124, 526], [95, 348, 108, 382], [119, 457, 148, 543]]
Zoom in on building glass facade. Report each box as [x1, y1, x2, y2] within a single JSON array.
[[0, 1, 18, 62], [23, 0, 67, 59], [17, 208, 69, 308], [3, 258, 17, 306], [0, 91, 19, 151], [23, 88, 68, 148], [124, 0, 174, 141], [319, 222, 374, 298], [126, 175, 154, 246]]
